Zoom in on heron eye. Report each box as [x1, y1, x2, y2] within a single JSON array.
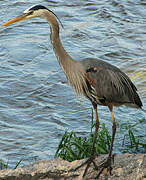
[[27, 11, 33, 16]]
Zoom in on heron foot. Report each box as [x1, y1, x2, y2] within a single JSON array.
[[94, 154, 115, 179], [69, 155, 98, 177], [69, 154, 114, 178]]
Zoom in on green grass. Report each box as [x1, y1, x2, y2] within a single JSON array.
[[122, 128, 146, 152], [1, 109, 145, 169], [120, 119, 146, 153], [55, 109, 146, 161], [0, 159, 22, 170], [55, 123, 111, 162], [55, 108, 111, 161]]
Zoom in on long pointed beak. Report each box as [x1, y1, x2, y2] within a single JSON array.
[[1, 14, 26, 26]]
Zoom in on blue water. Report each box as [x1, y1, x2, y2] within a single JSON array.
[[0, 0, 145, 168]]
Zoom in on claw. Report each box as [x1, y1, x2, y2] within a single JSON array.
[[69, 155, 114, 179], [83, 156, 100, 177], [69, 158, 89, 172], [95, 155, 114, 178], [69, 155, 97, 177]]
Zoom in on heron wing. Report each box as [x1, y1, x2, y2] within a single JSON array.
[[81, 58, 141, 106]]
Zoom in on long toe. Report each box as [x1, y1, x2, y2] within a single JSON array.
[[69, 155, 97, 177], [95, 155, 114, 179], [69, 155, 114, 179], [69, 157, 92, 172]]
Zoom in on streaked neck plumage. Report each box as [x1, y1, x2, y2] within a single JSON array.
[[43, 11, 75, 74], [43, 10, 88, 96]]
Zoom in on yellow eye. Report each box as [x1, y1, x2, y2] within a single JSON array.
[[27, 11, 33, 16]]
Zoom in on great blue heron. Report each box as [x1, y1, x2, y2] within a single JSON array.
[[2, 5, 142, 178]]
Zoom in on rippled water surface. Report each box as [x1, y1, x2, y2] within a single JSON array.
[[0, 0, 146, 168]]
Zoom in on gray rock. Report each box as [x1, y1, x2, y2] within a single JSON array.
[[0, 154, 145, 180]]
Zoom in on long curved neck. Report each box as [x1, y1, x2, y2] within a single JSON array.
[[43, 11, 88, 96], [44, 11, 75, 74]]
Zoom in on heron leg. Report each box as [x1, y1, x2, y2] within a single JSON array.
[[82, 103, 100, 177], [95, 102, 116, 178], [69, 103, 100, 177], [91, 103, 100, 155], [108, 103, 116, 160]]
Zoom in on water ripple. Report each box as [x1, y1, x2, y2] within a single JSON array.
[[0, 0, 145, 168]]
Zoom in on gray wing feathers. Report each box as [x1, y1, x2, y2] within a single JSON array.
[[81, 58, 142, 107], [90, 68, 139, 105]]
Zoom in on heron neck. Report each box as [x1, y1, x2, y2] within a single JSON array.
[[45, 13, 75, 73]]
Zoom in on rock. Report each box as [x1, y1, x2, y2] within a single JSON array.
[[0, 154, 145, 180]]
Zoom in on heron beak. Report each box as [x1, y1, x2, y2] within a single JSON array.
[[1, 14, 27, 26]]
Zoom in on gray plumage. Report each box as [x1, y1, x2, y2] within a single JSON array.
[[80, 58, 142, 108], [62, 56, 142, 108], [2, 5, 143, 178]]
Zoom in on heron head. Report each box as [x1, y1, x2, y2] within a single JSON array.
[[1, 5, 50, 26]]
